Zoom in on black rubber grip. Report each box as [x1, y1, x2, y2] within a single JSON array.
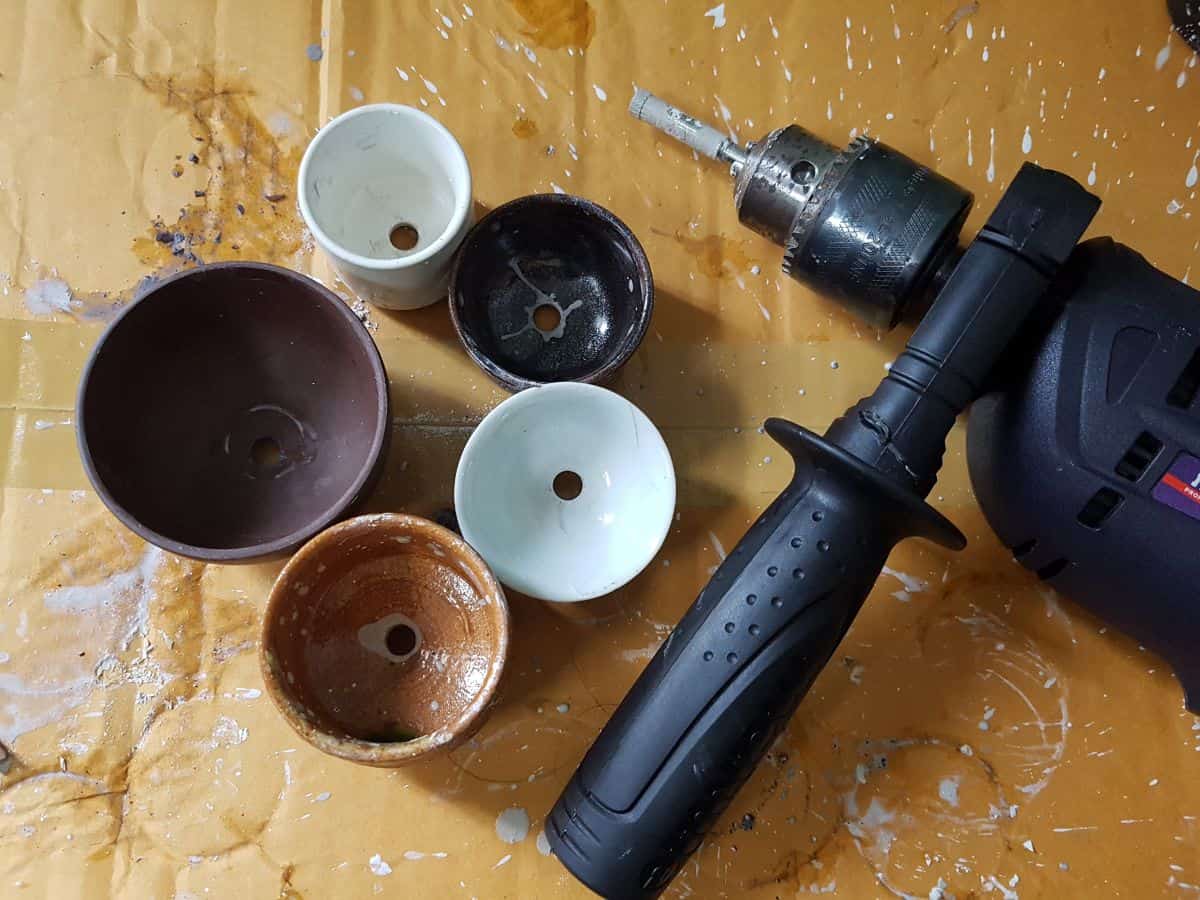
[[546, 421, 962, 899]]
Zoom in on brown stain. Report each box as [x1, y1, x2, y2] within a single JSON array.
[[511, 116, 539, 139], [130, 69, 306, 270], [279, 864, 302, 899], [507, 0, 595, 49], [657, 229, 754, 281]]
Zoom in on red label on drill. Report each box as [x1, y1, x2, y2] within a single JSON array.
[[1152, 452, 1200, 522]]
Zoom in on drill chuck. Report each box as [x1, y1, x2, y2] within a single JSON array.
[[629, 91, 972, 329]]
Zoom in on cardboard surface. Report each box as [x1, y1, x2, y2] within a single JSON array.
[[1, 0, 1198, 896]]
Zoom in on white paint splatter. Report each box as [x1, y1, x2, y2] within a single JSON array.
[[349, 86, 364, 102], [1022, 125, 1033, 155], [233, 687, 261, 700], [395, 67, 409, 81], [1156, 40, 1171, 71], [938, 776, 960, 807], [1087, 162, 1097, 186], [496, 807, 531, 844], [1186, 153, 1199, 189], [704, 3, 726, 28], [982, 45, 990, 62], [983, 875, 1019, 900], [967, 127, 974, 167], [1098, 67, 1106, 81], [493, 854, 512, 869], [708, 531, 727, 563], [881, 566, 929, 602], [314, 791, 331, 802], [986, 127, 996, 183], [24, 279, 77, 316], [368, 854, 392, 876], [536, 830, 552, 856], [592, 84, 607, 102], [210, 715, 248, 747], [1168, 199, 1183, 215], [422, 77, 439, 94]]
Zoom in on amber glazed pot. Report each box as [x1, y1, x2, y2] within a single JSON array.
[[261, 514, 510, 766]]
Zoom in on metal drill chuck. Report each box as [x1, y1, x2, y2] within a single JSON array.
[[630, 90, 974, 329]]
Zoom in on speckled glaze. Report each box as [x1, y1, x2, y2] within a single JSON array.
[[260, 514, 509, 766]]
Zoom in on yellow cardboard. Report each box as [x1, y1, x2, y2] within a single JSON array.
[[1, 1, 1198, 896]]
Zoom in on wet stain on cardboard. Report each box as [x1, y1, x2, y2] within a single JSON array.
[[657, 230, 754, 281], [130, 70, 307, 270], [508, 0, 595, 49], [512, 116, 539, 139]]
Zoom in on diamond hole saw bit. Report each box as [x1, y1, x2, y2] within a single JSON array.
[[547, 91, 1101, 898], [628, 88, 973, 329]]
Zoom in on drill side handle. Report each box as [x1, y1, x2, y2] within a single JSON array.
[[546, 423, 962, 899]]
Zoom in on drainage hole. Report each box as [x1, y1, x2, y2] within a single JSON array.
[[389, 223, 420, 251], [724, 622, 735, 633], [385, 623, 418, 657], [553, 470, 583, 500], [533, 303, 562, 332], [250, 436, 283, 468]]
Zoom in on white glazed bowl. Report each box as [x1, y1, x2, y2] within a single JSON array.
[[298, 104, 473, 310], [455, 383, 675, 602]]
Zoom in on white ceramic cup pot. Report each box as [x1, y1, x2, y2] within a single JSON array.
[[454, 383, 676, 602], [298, 104, 473, 310]]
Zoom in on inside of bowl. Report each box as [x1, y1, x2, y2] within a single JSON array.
[[457, 386, 675, 600], [80, 266, 384, 553], [453, 199, 651, 384], [264, 521, 504, 744], [305, 108, 465, 261]]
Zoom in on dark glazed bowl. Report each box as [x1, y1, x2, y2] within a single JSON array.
[[449, 194, 653, 392], [77, 262, 389, 562]]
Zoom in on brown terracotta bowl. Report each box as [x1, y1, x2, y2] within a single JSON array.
[[76, 262, 389, 562], [261, 514, 509, 766]]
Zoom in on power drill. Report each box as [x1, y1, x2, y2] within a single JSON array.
[[546, 91, 1200, 899]]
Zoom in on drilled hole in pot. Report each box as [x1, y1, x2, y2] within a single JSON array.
[[533, 303, 562, 332], [389, 223, 420, 251], [385, 623, 418, 657], [553, 470, 583, 500], [250, 436, 282, 468]]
